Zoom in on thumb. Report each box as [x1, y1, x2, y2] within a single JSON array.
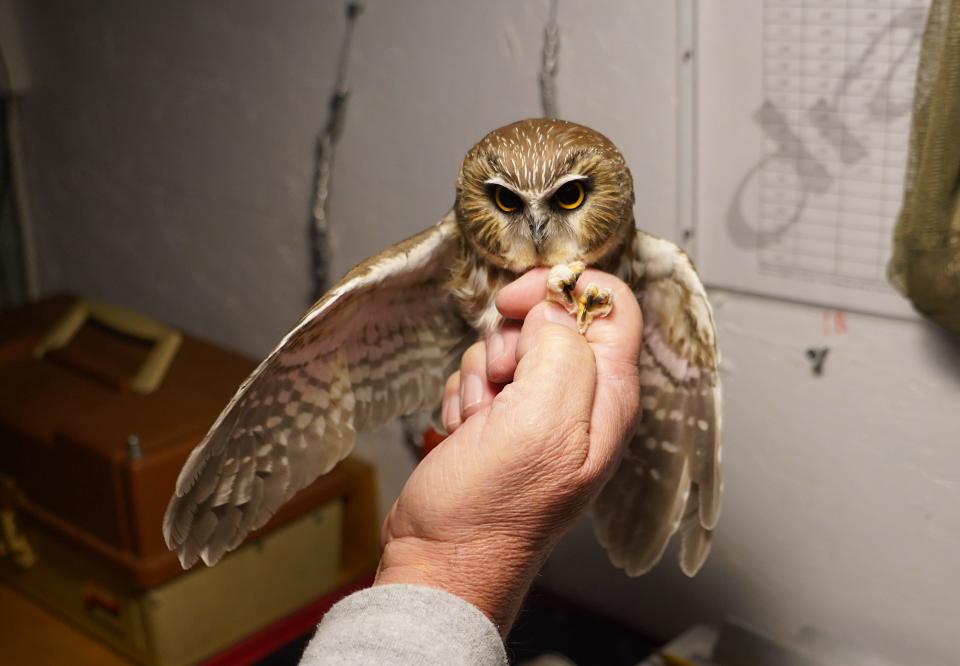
[[493, 306, 596, 466], [513, 298, 641, 482]]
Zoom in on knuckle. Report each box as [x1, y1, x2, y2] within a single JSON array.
[[516, 392, 602, 488], [550, 418, 601, 493]]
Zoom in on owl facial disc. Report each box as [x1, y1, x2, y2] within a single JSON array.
[[456, 119, 635, 273]]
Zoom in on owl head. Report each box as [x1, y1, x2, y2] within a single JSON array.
[[455, 118, 635, 273]]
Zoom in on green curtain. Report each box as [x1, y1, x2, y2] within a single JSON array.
[[888, 0, 960, 331]]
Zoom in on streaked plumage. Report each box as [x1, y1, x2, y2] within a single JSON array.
[[164, 118, 722, 576]]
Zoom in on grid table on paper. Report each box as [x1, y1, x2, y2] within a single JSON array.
[[757, 0, 927, 290]]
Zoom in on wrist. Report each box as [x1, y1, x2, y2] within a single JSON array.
[[374, 534, 546, 635]]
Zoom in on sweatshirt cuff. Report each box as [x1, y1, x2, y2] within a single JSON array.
[[300, 583, 508, 666]]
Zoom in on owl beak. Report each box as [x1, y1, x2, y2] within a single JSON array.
[[528, 216, 548, 248]]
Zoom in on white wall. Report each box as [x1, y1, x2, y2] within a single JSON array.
[[11, 1, 960, 664], [545, 294, 960, 665]]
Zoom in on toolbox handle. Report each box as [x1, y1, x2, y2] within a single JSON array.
[[33, 299, 182, 395]]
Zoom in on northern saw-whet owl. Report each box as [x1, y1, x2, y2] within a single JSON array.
[[164, 119, 722, 577]]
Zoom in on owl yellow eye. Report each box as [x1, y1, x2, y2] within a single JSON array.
[[554, 181, 585, 210], [494, 186, 522, 213]]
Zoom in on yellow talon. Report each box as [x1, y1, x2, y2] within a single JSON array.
[[575, 283, 614, 333], [546, 264, 613, 334], [546, 261, 585, 314]]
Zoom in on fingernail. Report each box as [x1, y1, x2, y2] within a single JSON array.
[[441, 394, 451, 429], [487, 331, 505, 361], [543, 303, 578, 330], [461, 373, 484, 410], [445, 393, 461, 430]]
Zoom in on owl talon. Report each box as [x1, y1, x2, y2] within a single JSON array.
[[576, 283, 614, 334], [546, 261, 586, 314], [545, 264, 613, 334]]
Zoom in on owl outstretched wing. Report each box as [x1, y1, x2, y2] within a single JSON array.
[[163, 214, 470, 568], [593, 231, 722, 576]]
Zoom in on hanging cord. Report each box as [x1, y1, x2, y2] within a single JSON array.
[[539, 0, 560, 118], [309, 2, 364, 301], [5, 101, 38, 303], [0, 100, 14, 306], [0, 39, 39, 306]]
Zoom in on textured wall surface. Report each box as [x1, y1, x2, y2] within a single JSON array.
[[16, 0, 677, 358], [9, 1, 960, 664]]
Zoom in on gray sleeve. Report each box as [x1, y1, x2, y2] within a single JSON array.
[[299, 583, 508, 666]]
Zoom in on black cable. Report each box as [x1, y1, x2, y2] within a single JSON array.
[[0, 98, 17, 307]]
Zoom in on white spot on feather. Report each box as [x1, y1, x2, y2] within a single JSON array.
[[342, 392, 356, 411]]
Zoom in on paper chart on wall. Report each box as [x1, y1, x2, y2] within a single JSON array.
[[695, 0, 928, 318]]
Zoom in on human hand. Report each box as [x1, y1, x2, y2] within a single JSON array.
[[374, 269, 643, 633]]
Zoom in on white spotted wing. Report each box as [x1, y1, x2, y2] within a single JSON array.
[[163, 215, 470, 567], [593, 231, 722, 576]]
